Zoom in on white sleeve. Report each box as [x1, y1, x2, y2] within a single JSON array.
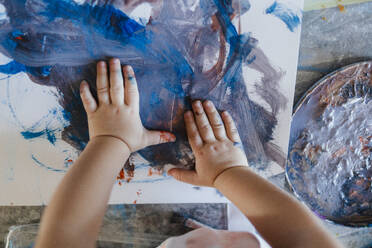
[[228, 203, 272, 248]]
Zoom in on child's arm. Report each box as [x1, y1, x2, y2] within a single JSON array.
[[35, 59, 175, 248], [168, 100, 342, 248]]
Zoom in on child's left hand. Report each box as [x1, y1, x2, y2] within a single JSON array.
[[80, 58, 176, 152]]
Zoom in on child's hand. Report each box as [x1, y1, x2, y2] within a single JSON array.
[[168, 100, 248, 187], [80, 58, 176, 152]]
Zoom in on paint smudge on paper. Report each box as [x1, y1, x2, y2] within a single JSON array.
[[265, 1, 301, 32], [0, 0, 293, 176], [21, 129, 57, 145], [338, 4, 345, 12]]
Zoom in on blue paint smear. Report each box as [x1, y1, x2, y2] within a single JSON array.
[[0, 60, 52, 76], [162, 80, 185, 97], [265, 1, 301, 32], [0, 60, 26, 74], [149, 92, 161, 106], [0, 0, 287, 173], [21, 129, 57, 145]]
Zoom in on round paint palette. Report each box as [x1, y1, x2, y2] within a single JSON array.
[[287, 62, 372, 226]]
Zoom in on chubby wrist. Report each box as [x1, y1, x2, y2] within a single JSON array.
[[213, 166, 249, 189]]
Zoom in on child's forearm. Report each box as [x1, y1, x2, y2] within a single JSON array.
[[35, 136, 129, 248], [214, 167, 342, 248]]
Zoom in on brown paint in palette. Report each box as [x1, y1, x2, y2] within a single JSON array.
[[287, 62, 372, 226]]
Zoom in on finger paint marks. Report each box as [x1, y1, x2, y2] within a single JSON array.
[[0, 0, 296, 176], [128, 75, 137, 85], [265, 1, 302, 32]]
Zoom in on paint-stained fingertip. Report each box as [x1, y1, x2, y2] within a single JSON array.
[[184, 110, 192, 118], [123, 65, 134, 74], [203, 100, 213, 107], [193, 100, 202, 106], [80, 80, 88, 90], [97, 60, 106, 67], [110, 58, 120, 64]]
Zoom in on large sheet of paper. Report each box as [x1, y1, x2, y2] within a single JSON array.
[[0, 0, 303, 205]]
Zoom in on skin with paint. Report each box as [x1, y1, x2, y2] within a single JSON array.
[[35, 59, 342, 248]]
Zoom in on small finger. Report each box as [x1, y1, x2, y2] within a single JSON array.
[[184, 111, 203, 149], [221, 111, 241, 143], [146, 130, 176, 147], [96, 61, 110, 104], [168, 168, 198, 185], [183, 218, 211, 229], [123, 65, 139, 107], [192, 101, 215, 143], [80, 81, 98, 114], [109, 58, 124, 106], [203, 101, 227, 140]]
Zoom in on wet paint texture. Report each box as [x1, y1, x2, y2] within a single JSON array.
[[265, 1, 301, 32], [0, 0, 288, 171], [287, 62, 372, 226]]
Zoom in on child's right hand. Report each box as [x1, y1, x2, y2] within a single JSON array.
[[168, 100, 248, 187]]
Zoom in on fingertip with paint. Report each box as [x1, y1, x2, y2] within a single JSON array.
[[204, 100, 213, 107], [98, 60, 106, 67], [80, 80, 88, 91], [124, 65, 136, 84], [111, 58, 120, 64], [124, 65, 134, 75], [184, 110, 192, 118]]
